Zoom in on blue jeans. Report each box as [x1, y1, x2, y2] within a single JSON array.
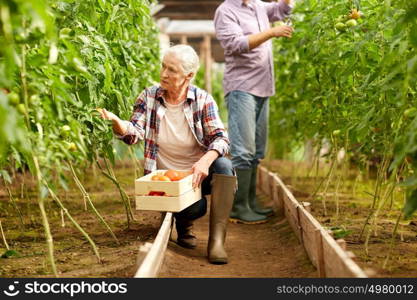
[[226, 90, 269, 169], [174, 157, 234, 221]]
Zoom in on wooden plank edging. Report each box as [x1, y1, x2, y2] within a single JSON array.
[[258, 166, 368, 278], [134, 212, 173, 278]]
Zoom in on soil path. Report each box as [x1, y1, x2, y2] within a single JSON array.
[[159, 195, 317, 278]]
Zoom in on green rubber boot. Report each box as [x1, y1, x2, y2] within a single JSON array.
[[249, 166, 274, 216], [229, 168, 268, 224], [208, 174, 237, 264]]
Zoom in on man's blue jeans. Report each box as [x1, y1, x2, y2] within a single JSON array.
[[174, 157, 234, 221], [226, 90, 269, 169]]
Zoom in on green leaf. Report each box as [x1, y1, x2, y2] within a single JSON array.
[[0, 170, 11, 184], [40, 185, 49, 199], [1, 250, 20, 258], [404, 189, 417, 218], [330, 227, 352, 239], [399, 175, 417, 188]]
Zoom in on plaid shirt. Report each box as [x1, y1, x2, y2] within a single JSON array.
[[118, 85, 230, 175]]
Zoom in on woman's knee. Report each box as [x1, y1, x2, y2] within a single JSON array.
[[211, 157, 234, 175], [175, 197, 207, 221]]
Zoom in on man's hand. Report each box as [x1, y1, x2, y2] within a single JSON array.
[[270, 25, 293, 38], [249, 24, 293, 49]]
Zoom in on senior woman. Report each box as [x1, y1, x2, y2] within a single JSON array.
[[98, 45, 236, 264]]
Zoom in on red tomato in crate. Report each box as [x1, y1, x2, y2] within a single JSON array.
[[164, 169, 181, 181], [151, 174, 171, 181], [148, 191, 166, 196], [177, 170, 192, 180]]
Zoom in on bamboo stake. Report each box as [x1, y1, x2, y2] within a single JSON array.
[[128, 146, 143, 180], [4, 181, 24, 229], [320, 156, 336, 216], [20, 182, 24, 199], [20, 18, 30, 129], [364, 169, 396, 254], [60, 209, 65, 227], [359, 154, 391, 242], [97, 157, 135, 227], [69, 162, 119, 244], [314, 144, 321, 182], [310, 148, 336, 207], [15, 13, 57, 276], [33, 156, 58, 277], [0, 220, 10, 251], [334, 173, 342, 219], [383, 210, 402, 269], [306, 151, 317, 179], [352, 172, 360, 198], [104, 160, 132, 218], [45, 183, 101, 263]]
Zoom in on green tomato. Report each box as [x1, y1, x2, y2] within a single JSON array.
[[61, 125, 71, 137], [29, 94, 40, 104], [72, 57, 88, 73], [346, 19, 358, 27], [15, 31, 27, 43], [59, 27, 72, 38], [75, 64, 88, 73], [335, 22, 347, 32], [332, 129, 341, 136], [335, 15, 347, 23], [16, 103, 26, 115], [8, 92, 20, 106], [403, 107, 417, 118], [67, 142, 77, 152]]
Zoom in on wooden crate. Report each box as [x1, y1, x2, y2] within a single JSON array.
[[135, 170, 201, 212], [135, 170, 193, 196]]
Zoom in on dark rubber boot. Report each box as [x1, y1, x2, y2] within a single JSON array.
[[175, 218, 197, 249], [229, 168, 268, 224], [208, 174, 236, 264], [249, 166, 274, 216]]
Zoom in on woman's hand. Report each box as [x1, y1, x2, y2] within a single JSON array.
[[191, 150, 220, 188], [191, 159, 210, 189], [96, 108, 127, 136], [97, 108, 117, 121]]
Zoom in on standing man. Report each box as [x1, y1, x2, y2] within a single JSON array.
[[214, 0, 294, 224]]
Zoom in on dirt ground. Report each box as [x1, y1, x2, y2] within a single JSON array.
[[0, 162, 316, 278], [159, 195, 316, 278], [0, 163, 161, 278], [4, 158, 416, 278], [266, 160, 417, 278]]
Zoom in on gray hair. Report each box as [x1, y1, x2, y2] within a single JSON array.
[[163, 44, 200, 79]]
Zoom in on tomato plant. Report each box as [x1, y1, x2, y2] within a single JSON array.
[[0, 0, 159, 276], [270, 0, 417, 218]]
